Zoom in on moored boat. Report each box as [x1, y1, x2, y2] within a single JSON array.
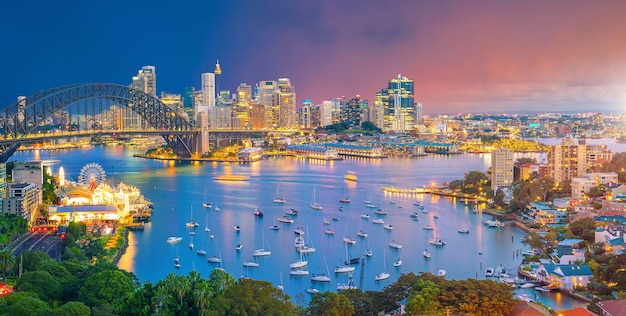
[[389, 240, 402, 249], [306, 287, 320, 294], [166, 237, 183, 244], [372, 218, 384, 224], [254, 208, 264, 217], [384, 224, 394, 230], [393, 259, 402, 267]]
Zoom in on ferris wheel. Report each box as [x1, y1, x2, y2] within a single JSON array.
[[77, 163, 106, 188]]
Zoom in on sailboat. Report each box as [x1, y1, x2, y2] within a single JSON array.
[[202, 189, 212, 208], [429, 229, 446, 246], [290, 251, 308, 269], [311, 257, 331, 282], [204, 214, 210, 233], [375, 250, 390, 281], [186, 205, 199, 228], [253, 232, 271, 257], [196, 232, 207, 256], [277, 273, 284, 291], [334, 243, 356, 273], [298, 227, 316, 253], [269, 216, 280, 230], [174, 247, 181, 268], [339, 186, 351, 203], [272, 184, 286, 203], [189, 235, 194, 249], [310, 186, 323, 210]]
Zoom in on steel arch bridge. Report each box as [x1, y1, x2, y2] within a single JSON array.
[[0, 83, 198, 162]]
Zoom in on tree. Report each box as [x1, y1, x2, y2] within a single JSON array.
[[493, 189, 506, 207], [515, 157, 537, 166], [3, 295, 51, 316], [437, 279, 516, 316], [361, 121, 382, 133], [587, 185, 606, 198], [405, 279, 441, 315], [39, 261, 80, 301], [307, 291, 354, 316], [567, 218, 596, 243], [340, 290, 377, 315], [0, 251, 15, 281], [537, 177, 556, 201], [115, 282, 157, 316], [53, 301, 91, 316], [17, 250, 50, 274], [15, 270, 63, 302], [209, 278, 295, 316], [78, 269, 136, 308]]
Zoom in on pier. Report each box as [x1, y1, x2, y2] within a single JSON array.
[[381, 186, 491, 203]]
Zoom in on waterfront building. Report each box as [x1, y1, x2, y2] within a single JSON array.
[[250, 101, 266, 130], [491, 147, 514, 190], [3, 182, 40, 223], [548, 138, 588, 183], [287, 145, 341, 160], [520, 202, 568, 225], [238, 147, 263, 162], [519, 163, 543, 181], [535, 263, 593, 291]]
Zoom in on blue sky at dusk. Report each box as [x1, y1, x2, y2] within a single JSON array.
[[1, 1, 625, 114]]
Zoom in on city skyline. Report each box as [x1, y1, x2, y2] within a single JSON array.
[[1, 1, 625, 114]]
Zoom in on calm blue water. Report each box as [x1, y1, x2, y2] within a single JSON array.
[[10, 144, 594, 310]]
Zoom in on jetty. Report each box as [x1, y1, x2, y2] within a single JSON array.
[[381, 186, 491, 203]]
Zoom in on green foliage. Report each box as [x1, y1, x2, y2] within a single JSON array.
[[78, 269, 136, 307], [67, 221, 87, 240], [0, 213, 29, 247], [14, 250, 50, 274], [405, 279, 441, 314], [307, 291, 353, 316], [321, 122, 350, 133], [360, 121, 382, 133], [53, 301, 91, 316], [15, 270, 63, 302], [567, 218, 596, 243], [0, 251, 15, 281], [209, 278, 296, 316], [39, 261, 80, 301], [2, 295, 51, 316]]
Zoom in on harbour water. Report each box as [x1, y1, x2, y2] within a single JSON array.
[[11, 143, 603, 310]]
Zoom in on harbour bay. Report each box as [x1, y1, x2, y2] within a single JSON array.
[[10, 145, 593, 310]]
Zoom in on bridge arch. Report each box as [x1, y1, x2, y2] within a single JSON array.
[[0, 83, 198, 161]]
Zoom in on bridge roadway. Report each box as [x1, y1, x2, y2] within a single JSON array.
[[0, 128, 296, 146]]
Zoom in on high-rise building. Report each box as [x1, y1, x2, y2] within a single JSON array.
[[277, 78, 297, 128], [299, 99, 313, 128], [0, 163, 6, 207], [548, 138, 588, 183], [130, 65, 156, 97], [376, 74, 418, 132], [234, 83, 252, 128], [257, 81, 278, 129], [491, 147, 514, 190], [341, 95, 367, 128], [319, 100, 333, 127], [201, 73, 216, 108]]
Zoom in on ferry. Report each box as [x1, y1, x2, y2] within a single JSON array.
[[213, 175, 250, 181], [343, 171, 358, 182]]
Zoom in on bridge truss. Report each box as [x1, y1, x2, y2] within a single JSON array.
[[0, 83, 198, 162]]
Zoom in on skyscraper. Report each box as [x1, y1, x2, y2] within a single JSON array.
[[491, 147, 514, 190], [130, 65, 157, 97], [277, 78, 296, 128], [376, 74, 418, 132], [235, 83, 252, 128]]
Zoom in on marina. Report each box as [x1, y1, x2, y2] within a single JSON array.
[[10, 145, 595, 310]]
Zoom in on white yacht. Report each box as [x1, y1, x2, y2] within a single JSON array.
[[334, 265, 355, 273], [253, 249, 271, 257], [393, 259, 402, 267], [166, 237, 183, 244], [388, 240, 402, 249]]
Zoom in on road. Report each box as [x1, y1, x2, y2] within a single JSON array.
[[7, 232, 61, 260]]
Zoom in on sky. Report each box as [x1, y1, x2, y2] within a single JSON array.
[[1, 0, 626, 114]]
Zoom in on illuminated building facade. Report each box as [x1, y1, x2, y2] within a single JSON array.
[[491, 147, 514, 190], [3, 182, 40, 223], [234, 83, 252, 128], [377, 74, 418, 132], [548, 138, 588, 183]]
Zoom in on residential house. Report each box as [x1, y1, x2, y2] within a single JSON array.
[[535, 264, 594, 291]]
